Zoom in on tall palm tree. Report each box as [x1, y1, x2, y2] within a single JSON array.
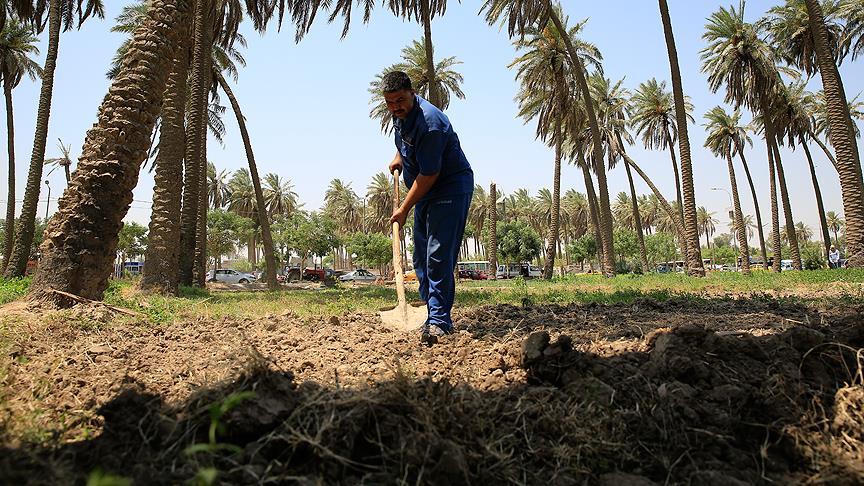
[[324, 179, 362, 267], [629, 78, 694, 251], [0, 18, 41, 274], [488, 182, 498, 278], [826, 210, 844, 245], [731, 116, 770, 269], [702, 2, 794, 272], [43, 138, 73, 183], [28, 0, 189, 302], [842, 0, 864, 60], [658, 0, 705, 276], [6, 0, 105, 278], [795, 221, 813, 242], [208, 162, 230, 209], [697, 206, 718, 249], [804, 0, 864, 267], [366, 172, 394, 234], [704, 105, 751, 274], [263, 173, 299, 217], [369, 39, 464, 132], [510, 14, 600, 279], [482, 0, 617, 276]]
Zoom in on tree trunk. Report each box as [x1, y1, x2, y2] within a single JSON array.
[[140, 22, 190, 294], [488, 182, 497, 279], [620, 149, 687, 246], [811, 132, 838, 172], [2, 71, 15, 274], [737, 149, 768, 269], [658, 0, 704, 276], [28, 0, 190, 303], [802, 139, 832, 266], [579, 154, 605, 272], [63, 164, 70, 183], [804, 0, 864, 267], [665, 126, 687, 258], [420, 0, 439, 108], [771, 136, 802, 269], [5, 0, 61, 278], [178, 0, 208, 286], [542, 125, 562, 280], [765, 132, 783, 273], [549, 11, 615, 277], [624, 154, 649, 273], [726, 153, 751, 275], [193, 98, 208, 286]]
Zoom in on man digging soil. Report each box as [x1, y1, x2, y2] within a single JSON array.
[[383, 71, 474, 345]]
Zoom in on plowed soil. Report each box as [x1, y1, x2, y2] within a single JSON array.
[[1, 297, 863, 484]]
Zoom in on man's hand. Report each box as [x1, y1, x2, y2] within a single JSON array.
[[389, 158, 402, 175], [390, 206, 408, 229]]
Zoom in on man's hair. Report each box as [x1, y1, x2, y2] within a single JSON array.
[[381, 71, 413, 93]]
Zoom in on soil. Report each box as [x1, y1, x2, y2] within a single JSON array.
[[1, 296, 863, 484]]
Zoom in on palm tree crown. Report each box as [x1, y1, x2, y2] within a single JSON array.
[[630, 78, 694, 151], [764, 0, 846, 76]]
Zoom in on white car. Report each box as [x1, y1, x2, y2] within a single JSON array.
[[496, 263, 542, 279], [339, 269, 377, 282], [209, 269, 257, 284]]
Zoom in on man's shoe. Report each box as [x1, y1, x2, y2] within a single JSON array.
[[420, 323, 449, 346]]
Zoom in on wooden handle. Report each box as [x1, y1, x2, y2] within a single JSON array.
[[391, 169, 407, 324]]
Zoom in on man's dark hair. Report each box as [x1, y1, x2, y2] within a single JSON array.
[[381, 71, 413, 93]]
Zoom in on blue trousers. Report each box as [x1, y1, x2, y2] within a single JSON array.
[[413, 192, 473, 331]]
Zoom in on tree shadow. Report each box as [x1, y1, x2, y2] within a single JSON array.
[[1, 309, 863, 485]]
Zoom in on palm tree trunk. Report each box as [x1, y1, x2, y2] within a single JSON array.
[[810, 132, 839, 172], [737, 148, 768, 269], [5, 0, 61, 278], [579, 155, 605, 272], [2, 71, 15, 274], [193, 97, 209, 286], [804, 0, 864, 267], [420, 0, 439, 108], [140, 24, 191, 294], [664, 126, 687, 258], [549, 11, 615, 277], [802, 139, 832, 266], [764, 129, 783, 272], [771, 137, 802, 269], [178, 0, 209, 286], [658, 0, 704, 277], [219, 71, 278, 288], [624, 154, 649, 273], [726, 153, 751, 275], [620, 149, 687, 247], [489, 182, 498, 279], [27, 0, 190, 303], [542, 126, 562, 280]]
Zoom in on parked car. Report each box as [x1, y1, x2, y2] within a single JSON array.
[[208, 268, 257, 284], [495, 263, 541, 279], [404, 269, 418, 282], [458, 269, 490, 280], [339, 269, 378, 282], [780, 259, 794, 271]]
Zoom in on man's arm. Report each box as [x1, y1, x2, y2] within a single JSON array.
[[388, 151, 402, 174]]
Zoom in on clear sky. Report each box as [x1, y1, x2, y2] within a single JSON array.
[[2, 1, 863, 244]]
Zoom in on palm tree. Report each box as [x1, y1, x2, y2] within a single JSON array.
[[764, 0, 846, 77], [324, 179, 362, 267], [826, 210, 844, 245], [730, 115, 770, 269], [795, 221, 813, 242], [704, 106, 751, 274], [510, 14, 600, 278], [43, 138, 73, 183], [208, 162, 230, 209], [482, 0, 617, 276], [263, 173, 299, 217], [658, 0, 705, 276], [0, 18, 41, 274], [804, 0, 864, 267], [366, 172, 394, 234], [702, 3, 797, 272], [842, 0, 864, 60], [697, 206, 718, 249], [468, 184, 488, 257], [369, 39, 464, 132], [488, 182, 498, 278], [28, 0, 189, 302], [6, 0, 105, 278], [629, 78, 694, 251]]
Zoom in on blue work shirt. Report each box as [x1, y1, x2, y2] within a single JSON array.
[[393, 95, 473, 201]]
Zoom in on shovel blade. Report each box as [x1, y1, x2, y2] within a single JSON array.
[[378, 304, 427, 332]]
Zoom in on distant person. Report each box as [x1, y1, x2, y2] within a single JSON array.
[[382, 71, 474, 344], [829, 245, 841, 269]]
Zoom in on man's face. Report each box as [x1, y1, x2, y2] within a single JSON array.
[[384, 89, 415, 120]]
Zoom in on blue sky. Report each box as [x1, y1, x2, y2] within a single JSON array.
[[2, 0, 863, 243]]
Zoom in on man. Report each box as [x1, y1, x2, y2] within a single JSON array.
[[383, 71, 474, 344], [829, 245, 841, 269]]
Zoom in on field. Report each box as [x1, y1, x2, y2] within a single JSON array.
[[1, 271, 863, 484]]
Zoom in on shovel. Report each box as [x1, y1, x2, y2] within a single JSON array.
[[378, 168, 427, 331]]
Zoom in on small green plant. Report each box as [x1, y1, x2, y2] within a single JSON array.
[[85, 468, 131, 486], [0, 277, 30, 305], [184, 391, 256, 456]]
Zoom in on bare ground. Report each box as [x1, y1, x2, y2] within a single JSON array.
[[1, 296, 863, 484]]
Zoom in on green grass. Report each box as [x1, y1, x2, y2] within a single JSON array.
[[3, 269, 864, 325]]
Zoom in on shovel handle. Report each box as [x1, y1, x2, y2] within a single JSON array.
[[391, 169, 408, 323]]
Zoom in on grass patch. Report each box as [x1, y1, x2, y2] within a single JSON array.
[[0, 277, 30, 305]]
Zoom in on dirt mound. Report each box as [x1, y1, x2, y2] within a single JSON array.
[[1, 298, 862, 484]]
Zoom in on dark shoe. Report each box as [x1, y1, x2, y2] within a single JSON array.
[[420, 323, 449, 346]]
